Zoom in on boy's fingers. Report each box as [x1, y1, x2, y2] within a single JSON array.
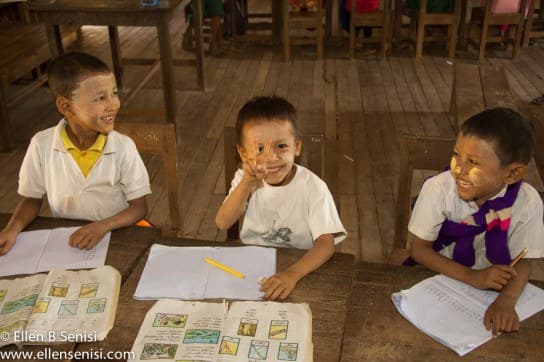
[[264, 140, 273, 156], [268, 285, 285, 301], [279, 288, 291, 300], [512, 318, 520, 331], [497, 265, 517, 276], [492, 315, 502, 336], [484, 310, 492, 330]]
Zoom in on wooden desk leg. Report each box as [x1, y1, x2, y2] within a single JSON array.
[[45, 23, 63, 57], [272, 0, 281, 44], [193, 0, 205, 90], [0, 85, 13, 152], [157, 20, 177, 126], [325, 0, 333, 38], [108, 26, 125, 90], [458, 0, 469, 48], [228, 0, 237, 38]]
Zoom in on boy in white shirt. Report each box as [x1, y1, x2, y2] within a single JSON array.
[[409, 108, 544, 336], [216, 96, 346, 301], [0, 52, 151, 255]]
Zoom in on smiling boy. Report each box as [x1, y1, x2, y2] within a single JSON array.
[[215, 96, 347, 301], [0, 52, 151, 255], [409, 108, 544, 336]]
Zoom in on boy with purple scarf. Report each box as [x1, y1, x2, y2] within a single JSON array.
[[408, 108, 544, 337]]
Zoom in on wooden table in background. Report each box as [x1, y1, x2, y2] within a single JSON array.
[[341, 262, 544, 361], [76, 237, 356, 362], [27, 0, 205, 129]]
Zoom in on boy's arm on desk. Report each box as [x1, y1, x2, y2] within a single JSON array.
[[485, 260, 530, 336], [260, 233, 335, 301], [69, 196, 148, 249], [410, 235, 517, 290], [0, 197, 42, 255]]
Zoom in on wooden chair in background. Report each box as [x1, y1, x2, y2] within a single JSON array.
[[388, 134, 455, 264], [348, 0, 392, 58], [406, 0, 462, 59], [523, 0, 544, 46], [223, 126, 324, 240], [281, 0, 324, 61], [115, 122, 181, 238], [468, 0, 528, 61]]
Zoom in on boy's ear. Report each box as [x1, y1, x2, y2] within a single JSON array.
[[295, 138, 302, 157], [56, 96, 72, 117], [504, 162, 527, 185]]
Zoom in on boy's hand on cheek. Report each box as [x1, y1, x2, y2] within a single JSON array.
[[259, 270, 300, 301], [69, 222, 109, 250], [468, 265, 517, 291], [484, 295, 519, 336]]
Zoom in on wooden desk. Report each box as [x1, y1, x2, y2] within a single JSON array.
[[341, 262, 544, 361], [0, 214, 160, 360], [27, 0, 205, 128], [75, 237, 355, 362]]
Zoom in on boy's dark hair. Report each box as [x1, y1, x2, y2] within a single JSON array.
[[48, 52, 112, 98], [236, 96, 301, 145], [460, 108, 535, 166]]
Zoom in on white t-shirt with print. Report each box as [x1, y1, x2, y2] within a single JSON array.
[[227, 165, 347, 249], [409, 171, 544, 269]]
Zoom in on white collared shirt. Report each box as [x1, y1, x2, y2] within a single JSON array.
[[409, 171, 544, 269], [18, 119, 151, 221]]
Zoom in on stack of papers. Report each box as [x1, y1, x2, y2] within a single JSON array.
[[392, 274, 544, 356], [134, 244, 276, 300], [0, 227, 110, 277]]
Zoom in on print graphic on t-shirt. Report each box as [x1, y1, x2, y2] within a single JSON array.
[[261, 220, 293, 247]]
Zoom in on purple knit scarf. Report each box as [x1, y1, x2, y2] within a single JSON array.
[[404, 180, 521, 267]]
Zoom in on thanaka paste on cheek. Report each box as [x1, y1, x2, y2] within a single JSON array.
[[450, 157, 461, 175], [468, 167, 486, 186]]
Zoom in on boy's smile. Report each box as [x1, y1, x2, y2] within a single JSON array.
[[451, 134, 512, 206], [240, 119, 301, 186], [59, 72, 119, 149]]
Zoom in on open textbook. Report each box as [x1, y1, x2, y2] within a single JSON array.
[[392, 274, 544, 356], [0, 266, 120, 348], [134, 245, 276, 300], [0, 227, 111, 277], [130, 299, 313, 362]]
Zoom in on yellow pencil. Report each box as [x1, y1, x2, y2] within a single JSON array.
[[509, 248, 528, 267], [204, 257, 245, 279]]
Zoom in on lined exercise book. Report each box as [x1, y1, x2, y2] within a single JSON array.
[[134, 244, 277, 300], [392, 274, 544, 356], [0, 227, 110, 277]]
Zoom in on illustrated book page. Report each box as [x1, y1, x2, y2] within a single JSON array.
[[0, 274, 48, 347], [0, 266, 120, 347], [134, 244, 276, 300], [0, 227, 111, 277], [392, 274, 544, 356], [129, 299, 313, 362]]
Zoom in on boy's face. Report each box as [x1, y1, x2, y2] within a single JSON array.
[[239, 119, 302, 186], [450, 134, 515, 206], [57, 72, 119, 136]]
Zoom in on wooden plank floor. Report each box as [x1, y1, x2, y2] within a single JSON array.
[[1, 7, 544, 263]]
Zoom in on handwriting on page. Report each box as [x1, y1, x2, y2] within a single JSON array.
[[423, 283, 483, 321]]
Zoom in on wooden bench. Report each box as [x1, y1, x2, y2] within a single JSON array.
[[450, 63, 544, 193], [0, 22, 76, 151]]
